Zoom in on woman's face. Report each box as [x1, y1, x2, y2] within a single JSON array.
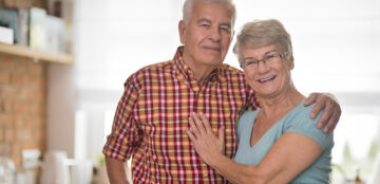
[[240, 44, 293, 99]]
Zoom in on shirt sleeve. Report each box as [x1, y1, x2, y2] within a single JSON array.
[[103, 73, 141, 161], [284, 105, 334, 150]]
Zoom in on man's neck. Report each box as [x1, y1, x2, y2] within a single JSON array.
[[191, 65, 217, 83], [182, 54, 220, 84]]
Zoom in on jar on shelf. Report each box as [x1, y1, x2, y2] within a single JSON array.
[[0, 157, 15, 184]]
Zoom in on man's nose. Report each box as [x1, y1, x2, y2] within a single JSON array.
[[208, 26, 221, 41]]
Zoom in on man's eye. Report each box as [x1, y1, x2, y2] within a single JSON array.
[[200, 23, 210, 28], [220, 26, 231, 33], [265, 55, 275, 59]]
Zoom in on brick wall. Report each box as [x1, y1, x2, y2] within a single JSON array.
[[0, 0, 47, 9], [0, 54, 46, 168]]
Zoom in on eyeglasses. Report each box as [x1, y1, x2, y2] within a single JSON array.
[[240, 52, 286, 69]]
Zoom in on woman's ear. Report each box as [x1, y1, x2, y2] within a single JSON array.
[[288, 56, 295, 70]]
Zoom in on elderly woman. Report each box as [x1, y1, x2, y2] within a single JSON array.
[[187, 19, 334, 183]]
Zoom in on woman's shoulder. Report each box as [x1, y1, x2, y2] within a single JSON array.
[[283, 102, 333, 149], [285, 100, 316, 121]]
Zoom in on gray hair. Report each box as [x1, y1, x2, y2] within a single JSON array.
[[182, 0, 236, 26], [233, 19, 294, 62]]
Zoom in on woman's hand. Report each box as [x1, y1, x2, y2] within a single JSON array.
[[187, 112, 225, 164]]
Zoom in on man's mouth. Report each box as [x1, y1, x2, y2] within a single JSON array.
[[203, 46, 221, 52]]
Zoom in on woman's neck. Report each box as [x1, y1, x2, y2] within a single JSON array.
[[256, 87, 305, 119]]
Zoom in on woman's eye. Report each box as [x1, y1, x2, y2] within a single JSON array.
[[246, 60, 257, 65]]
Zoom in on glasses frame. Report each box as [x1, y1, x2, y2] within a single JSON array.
[[239, 52, 287, 69]]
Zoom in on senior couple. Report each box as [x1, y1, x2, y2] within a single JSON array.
[[103, 0, 341, 183]]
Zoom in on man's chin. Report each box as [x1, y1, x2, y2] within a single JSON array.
[[200, 57, 222, 64]]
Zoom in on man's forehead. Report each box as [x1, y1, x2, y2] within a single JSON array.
[[192, 6, 233, 22]]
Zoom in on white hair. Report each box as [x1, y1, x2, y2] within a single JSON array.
[[182, 0, 236, 26]]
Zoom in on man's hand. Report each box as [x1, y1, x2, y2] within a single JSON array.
[[304, 93, 342, 133]]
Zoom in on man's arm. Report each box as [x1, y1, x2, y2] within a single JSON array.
[[105, 157, 130, 184], [103, 75, 141, 184], [304, 92, 342, 133]]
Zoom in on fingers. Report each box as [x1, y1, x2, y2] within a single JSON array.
[[318, 102, 342, 133], [190, 112, 214, 133], [310, 93, 342, 133], [200, 113, 212, 132], [310, 98, 326, 120], [187, 128, 197, 141], [317, 109, 332, 132], [315, 96, 330, 128], [218, 127, 225, 144], [329, 111, 341, 133], [305, 93, 322, 119], [304, 93, 318, 107], [188, 112, 222, 136], [190, 112, 208, 134], [323, 113, 337, 134], [187, 113, 226, 157]]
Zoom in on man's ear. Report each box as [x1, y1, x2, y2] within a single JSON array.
[[231, 29, 235, 42], [178, 20, 186, 44]]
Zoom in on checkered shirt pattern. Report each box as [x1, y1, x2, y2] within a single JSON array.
[[103, 47, 256, 183]]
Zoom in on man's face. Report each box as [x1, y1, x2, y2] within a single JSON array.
[[179, 2, 234, 68]]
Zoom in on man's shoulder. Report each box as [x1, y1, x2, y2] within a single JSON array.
[[125, 60, 173, 84], [139, 60, 174, 72], [132, 60, 174, 77], [220, 63, 244, 77]]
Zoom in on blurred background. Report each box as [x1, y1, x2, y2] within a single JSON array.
[[0, 0, 379, 183]]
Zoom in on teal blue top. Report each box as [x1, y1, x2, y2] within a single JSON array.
[[234, 101, 334, 183]]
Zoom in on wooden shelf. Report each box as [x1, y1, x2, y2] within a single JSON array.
[[0, 43, 74, 64]]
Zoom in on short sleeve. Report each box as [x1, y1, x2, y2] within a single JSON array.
[[284, 105, 334, 150]]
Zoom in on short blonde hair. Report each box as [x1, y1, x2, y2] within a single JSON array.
[[233, 19, 294, 63]]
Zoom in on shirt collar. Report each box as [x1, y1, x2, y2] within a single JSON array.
[[173, 46, 222, 83]]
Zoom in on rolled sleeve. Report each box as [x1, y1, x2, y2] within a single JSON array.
[[103, 75, 141, 161]]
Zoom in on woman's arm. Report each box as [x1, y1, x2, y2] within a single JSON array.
[[187, 113, 323, 184]]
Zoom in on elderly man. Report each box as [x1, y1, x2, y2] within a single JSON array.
[[103, 0, 341, 183]]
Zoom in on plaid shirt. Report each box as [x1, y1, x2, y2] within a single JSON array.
[[103, 47, 256, 183]]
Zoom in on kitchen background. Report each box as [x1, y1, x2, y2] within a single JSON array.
[[0, 0, 379, 183]]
